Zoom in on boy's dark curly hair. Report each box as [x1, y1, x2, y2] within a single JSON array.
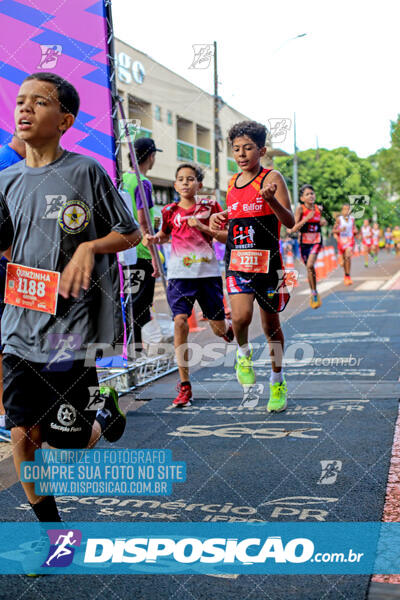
[[175, 163, 204, 182], [228, 120, 267, 148]]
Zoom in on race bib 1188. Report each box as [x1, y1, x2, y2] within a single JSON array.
[[5, 263, 60, 315]]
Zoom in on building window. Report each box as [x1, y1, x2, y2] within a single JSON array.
[[167, 110, 173, 125], [155, 105, 162, 121]]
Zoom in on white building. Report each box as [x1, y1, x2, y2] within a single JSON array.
[[115, 39, 286, 207]]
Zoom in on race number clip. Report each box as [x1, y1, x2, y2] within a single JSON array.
[[229, 249, 270, 274], [5, 263, 60, 315]]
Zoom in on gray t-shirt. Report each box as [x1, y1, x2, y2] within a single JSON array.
[[0, 150, 138, 362]]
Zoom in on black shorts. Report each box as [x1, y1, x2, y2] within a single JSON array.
[[226, 273, 290, 313], [3, 354, 99, 448], [300, 242, 322, 265]]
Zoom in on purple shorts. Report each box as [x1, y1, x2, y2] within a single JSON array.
[[167, 277, 225, 321]]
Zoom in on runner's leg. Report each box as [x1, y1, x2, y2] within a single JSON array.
[[230, 293, 254, 349], [260, 310, 287, 412], [259, 310, 284, 375], [11, 425, 42, 504]]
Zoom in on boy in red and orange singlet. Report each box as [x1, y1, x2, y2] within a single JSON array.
[[147, 163, 233, 407], [210, 121, 294, 413], [288, 184, 327, 309]]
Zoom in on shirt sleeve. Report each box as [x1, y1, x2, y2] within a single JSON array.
[[135, 179, 153, 212], [93, 165, 139, 236], [161, 206, 172, 235], [212, 201, 223, 215], [0, 193, 13, 252]]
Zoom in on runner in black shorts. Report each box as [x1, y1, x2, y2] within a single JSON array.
[[0, 72, 141, 523], [210, 121, 294, 413], [289, 184, 326, 309]]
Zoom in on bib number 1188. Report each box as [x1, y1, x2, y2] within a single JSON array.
[[5, 263, 60, 314], [17, 277, 46, 297]]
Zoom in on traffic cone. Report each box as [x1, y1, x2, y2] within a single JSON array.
[[188, 309, 206, 333], [315, 252, 325, 281], [197, 311, 208, 321], [327, 247, 334, 272], [285, 248, 295, 270], [330, 247, 338, 270], [321, 248, 328, 278]]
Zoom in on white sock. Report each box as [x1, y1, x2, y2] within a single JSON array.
[[0, 415, 5, 428], [270, 370, 284, 384], [237, 343, 251, 357], [225, 319, 231, 333]]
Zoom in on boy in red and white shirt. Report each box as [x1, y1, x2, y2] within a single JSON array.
[[147, 164, 232, 407], [333, 204, 357, 285], [360, 218, 373, 267]]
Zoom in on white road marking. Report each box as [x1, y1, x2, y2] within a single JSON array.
[[299, 280, 341, 295], [381, 269, 400, 290], [355, 280, 384, 291], [0, 443, 13, 463]]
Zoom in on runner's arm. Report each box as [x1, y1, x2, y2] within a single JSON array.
[[0, 193, 14, 255], [137, 208, 160, 277], [287, 205, 306, 233], [59, 229, 141, 299], [146, 230, 170, 245], [135, 181, 160, 277], [210, 209, 228, 233], [260, 171, 295, 228]]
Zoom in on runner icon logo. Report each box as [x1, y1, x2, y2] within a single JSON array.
[[42, 529, 82, 568], [42, 195, 68, 219], [189, 44, 214, 69], [37, 45, 62, 70], [348, 195, 370, 219], [267, 118, 292, 143], [58, 200, 91, 234], [318, 460, 343, 485], [45, 333, 81, 372], [85, 387, 105, 411], [57, 404, 77, 427], [124, 269, 146, 294]]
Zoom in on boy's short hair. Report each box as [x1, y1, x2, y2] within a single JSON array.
[[23, 72, 80, 117], [175, 163, 204, 182], [228, 120, 267, 148]]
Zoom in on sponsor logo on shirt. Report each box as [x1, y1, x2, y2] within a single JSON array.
[[173, 212, 183, 228], [182, 254, 212, 267], [232, 224, 255, 247], [58, 200, 90, 234], [228, 199, 264, 214]]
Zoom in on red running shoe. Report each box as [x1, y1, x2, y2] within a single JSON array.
[[173, 382, 192, 407]]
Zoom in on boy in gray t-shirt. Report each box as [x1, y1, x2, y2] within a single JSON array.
[[0, 72, 141, 523]]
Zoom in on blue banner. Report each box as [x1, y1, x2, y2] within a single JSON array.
[[0, 522, 399, 575]]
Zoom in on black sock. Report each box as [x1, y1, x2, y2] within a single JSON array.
[[180, 381, 191, 387], [30, 495, 61, 522]]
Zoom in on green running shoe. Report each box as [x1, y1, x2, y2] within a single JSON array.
[[235, 346, 256, 386], [267, 379, 287, 413], [99, 386, 126, 442]]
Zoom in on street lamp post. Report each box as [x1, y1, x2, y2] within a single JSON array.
[[271, 33, 307, 209]]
